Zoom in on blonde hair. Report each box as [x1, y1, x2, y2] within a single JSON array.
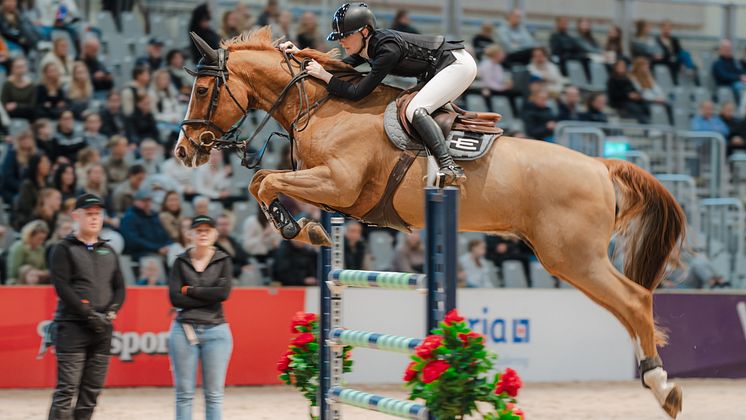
[[484, 44, 504, 59], [630, 57, 654, 90], [12, 129, 36, 166], [68, 61, 93, 100], [40, 62, 62, 91], [34, 188, 61, 217], [20, 219, 49, 244]]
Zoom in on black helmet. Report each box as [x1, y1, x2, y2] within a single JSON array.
[[327, 3, 377, 41]]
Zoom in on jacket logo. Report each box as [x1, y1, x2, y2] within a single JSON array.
[[95, 248, 111, 255]]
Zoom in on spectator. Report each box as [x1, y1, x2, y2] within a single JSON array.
[[51, 110, 84, 163], [485, 235, 534, 287], [576, 18, 602, 57], [668, 249, 729, 289], [39, 37, 73, 86], [136, 38, 165, 70], [629, 57, 667, 104], [189, 3, 221, 64], [478, 44, 520, 115], [712, 39, 746, 102], [256, 0, 279, 27], [497, 9, 537, 66], [579, 92, 609, 123], [135, 258, 166, 286], [150, 68, 184, 130], [120, 188, 172, 260], [31, 188, 62, 237], [32, 118, 56, 157], [0, 0, 40, 53], [232, 2, 254, 32], [296, 11, 321, 50], [80, 37, 114, 93], [472, 22, 495, 61], [391, 9, 418, 34], [12, 153, 52, 229], [126, 94, 161, 145], [81, 164, 108, 199], [215, 213, 252, 278], [166, 49, 193, 95], [99, 91, 126, 137], [159, 190, 182, 241], [220, 10, 241, 40], [161, 147, 196, 195], [528, 47, 565, 97], [194, 149, 231, 200], [45, 214, 73, 258], [68, 61, 94, 118], [6, 219, 50, 284], [166, 217, 193, 268], [102, 135, 131, 188], [521, 88, 557, 141], [2, 57, 36, 120], [459, 238, 494, 288], [272, 10, 293, 41], [557, 85, 581, 121], [110, 164, 146, 215], [604, 25, 626, 65], [607, 59, 649, 123], [719, 101, 746, 155], [78, 112, 107, 154], [134, 139, 162, 175], [34, 0, 82, 56], [272, 240, 318, 286], [391, 231, 425, 273], [0, 129, 36, 203], [630, 20, 663, 63], [690, 100, 729, 138], [344, 221, 369, 270], [52, 163, 79, 202], [241, 206, 281, 264], [121, 65, 152, 117], [192, 195, 210, 216], [36, 62, 68, 120], [656, 20, 696, 84], [549, 16, 581, 75]]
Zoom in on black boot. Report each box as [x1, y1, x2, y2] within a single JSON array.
[[411, 107, 466, 187]]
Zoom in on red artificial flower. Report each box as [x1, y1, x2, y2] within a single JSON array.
[[277, 354, 291, 372], [513, 407, 524, 419], [290, 312, 317, 332], [422, 360, 450, 383], [495, 368, 523, 397], [403, 362, 418, 382], [415, 335, 443, 359], [292, 332, 315, 347], [458, 331, 484, 344], [444, 309, 464, 325]]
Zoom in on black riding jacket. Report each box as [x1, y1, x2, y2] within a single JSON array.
[[50, 235, 126, 322], [326, 29, 464, 101]]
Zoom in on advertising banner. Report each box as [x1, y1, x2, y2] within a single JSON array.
[[0, 286, 305, 388]]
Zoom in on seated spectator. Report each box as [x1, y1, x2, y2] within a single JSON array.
[[459, 238, 494, 288], [120, 188, 172, 260], [391, 10, 418, 34], [45, 214, 73, 259], [135, 258, 166, 286], [528, 47, 565, 97], [121, 65, 152, 117], [576, 18, 602, 58], [691, 100, 729, 138], [166, 217, 193, 268], [272, 240, 318, 286], [78, 112, 107, 153], [34, 0, 82, 56], [485, 234, 534, 287], [39, 37, 73, 86], [472, 21, 495, 61], [102, 135, 132, 188], [1, 129, 36, 203], [344, 221, 369, 270], [629, 57, 667, 103], [271, 10, 294, 41], [2, 57, 36, 120], [521, 89, 557, 141], [126, 94, 161, 145], [0, 0, 40, 53], [256, 0, 278, 27], [712, 39, 746, 102], [296, 11, 321, 50], [150, 68, 184, 133], [6, 220, 50, 284], [36, 62, 69, 120], [166, 49, 193, 95], [161, 147, 196, 195], [607, 59, 649, 123], [99, 91, 126, 137], [52, 163, 79, 202], [719, 102, 746, 155], [215, 213, 252, 278], [81, 164, 108, 199], [604, 25, 627, 65], [135, 139, 162, 175], [194, 148, 231, 200], [232, 2, 253, 32], [31, 118, 56, 158], [12, 153, 52, 229], [579, 92, 609, 123], [68, 61, 94, 118], [391, 231, 425, 273], [557, 85, 582, 121], [220, 10, 241, 40], [478, 44, 520, 115], [657, 20, 696, 84], [498, 9, 537, 66], [189, 2, 221, 64], [192, 195, 210, 217], [241, 207, 281, 264], [75, 147, 100, 185], [80, 36, 113, 93], [50, 111, 85, 163], [630, 20, 664, 63], [30, 188, 61, 237], [159, 190, 182, 241], [135, 38, 165, 70], [549, 16, 581, 75], [111, 164, 146, 215]]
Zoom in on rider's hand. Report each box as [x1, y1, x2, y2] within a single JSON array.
[[306, 60, 333, 83], [279, 41, 300, 55]]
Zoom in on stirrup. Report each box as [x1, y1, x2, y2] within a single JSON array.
[[435, 165, 467, 188]]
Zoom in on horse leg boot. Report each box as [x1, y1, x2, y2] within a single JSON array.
[[411, 107, 466, 187]]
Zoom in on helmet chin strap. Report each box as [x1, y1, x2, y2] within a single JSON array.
[[354, 27, 372, 56]]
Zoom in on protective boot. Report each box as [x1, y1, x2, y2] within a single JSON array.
[[411, 107, 466, 187]]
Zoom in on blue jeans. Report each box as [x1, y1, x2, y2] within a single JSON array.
[[168, 321, 233, 420]]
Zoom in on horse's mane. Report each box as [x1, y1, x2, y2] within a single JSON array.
[[222, 26, 350, 71]]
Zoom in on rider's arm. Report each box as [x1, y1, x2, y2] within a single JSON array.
[[326, 41, 401, 100], [342, 54, 366, 67]]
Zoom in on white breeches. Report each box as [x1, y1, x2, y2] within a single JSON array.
[[405, 49, 478, 122]]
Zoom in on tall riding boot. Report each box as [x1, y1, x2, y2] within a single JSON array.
[[411, 107, 466, 187]]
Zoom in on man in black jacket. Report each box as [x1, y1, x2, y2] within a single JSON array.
[[48, 193, 125, 420]]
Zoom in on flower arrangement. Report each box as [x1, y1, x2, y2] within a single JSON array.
[[404, 309, 524, 419], [277, 312, 353, 420]]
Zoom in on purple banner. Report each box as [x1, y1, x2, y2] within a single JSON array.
[[654, 292, 746, 378]]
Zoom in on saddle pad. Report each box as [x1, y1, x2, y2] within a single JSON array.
[[383, 101, 499, 161]]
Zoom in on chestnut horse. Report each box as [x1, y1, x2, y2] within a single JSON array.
[[176, 28, 685, 418]]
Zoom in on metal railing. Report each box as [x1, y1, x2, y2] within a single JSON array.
[[700, 198, 745, 287]]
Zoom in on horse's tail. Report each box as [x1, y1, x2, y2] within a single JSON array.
[[603, 159, 686, 291]]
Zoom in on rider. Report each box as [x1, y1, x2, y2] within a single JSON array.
[[280, 3, 477, 186]]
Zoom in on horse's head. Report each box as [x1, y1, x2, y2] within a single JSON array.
[[175, 32, 251, 167]]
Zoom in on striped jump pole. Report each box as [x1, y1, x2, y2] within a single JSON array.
[[319, 187, 458, 420]]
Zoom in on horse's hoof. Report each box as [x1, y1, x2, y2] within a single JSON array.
[[662, 384, 683, 419], [306, 222, 332, 247]]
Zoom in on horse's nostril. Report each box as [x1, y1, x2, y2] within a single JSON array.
[[176, 146, 187, 159]]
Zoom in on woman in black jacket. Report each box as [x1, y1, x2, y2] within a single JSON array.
[[168, 215, 233, 420], [606, 59, 649, 124]]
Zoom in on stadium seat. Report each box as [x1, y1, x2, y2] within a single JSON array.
[[207, 201, 225, 218], [121, 12, 145, 37], [9, 119, 29, 136], [653, 64, 675, 92], [232, 201, 256, 225], [501, 260, 528, 288], [716, 86, 736, 105], [530, 262, 556, 288], [692, 87, 711, 108], [119, 255, 136, 285], [466, 94, 488, 113], [368, 230, 395, 271], [589, 62, 608, 91], [96, 11, 117, 35], [650, 104, 670, 126], [673, 108, 691, 131], [566, 60, 589, 89]]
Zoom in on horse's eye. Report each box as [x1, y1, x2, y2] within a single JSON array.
[[196, 86, 208, 96]]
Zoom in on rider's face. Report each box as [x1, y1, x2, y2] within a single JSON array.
[[340, 31, 364, 55]]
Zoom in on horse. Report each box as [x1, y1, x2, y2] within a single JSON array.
[[176, 27, 686, 418]]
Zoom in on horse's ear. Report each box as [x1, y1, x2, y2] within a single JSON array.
[[184, 66, 198, 77], [190, 31, 218, 64]]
